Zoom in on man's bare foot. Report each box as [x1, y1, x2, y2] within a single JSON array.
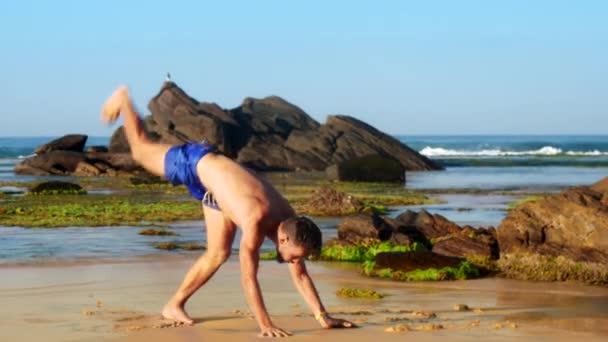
[[101, 85, 129, 124], [162, 302, 194, 325]]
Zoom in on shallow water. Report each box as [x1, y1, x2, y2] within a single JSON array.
[[405, 166, 608, 191], [0, 193, 517, 266], [392, 194, 515, 227], [0, 218, 343, 266]]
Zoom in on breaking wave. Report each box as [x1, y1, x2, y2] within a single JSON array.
[[420, 146, 608, 157]]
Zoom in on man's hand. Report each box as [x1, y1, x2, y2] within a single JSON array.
[[259, 325, 293, 338], [318, 314, 357, 329]]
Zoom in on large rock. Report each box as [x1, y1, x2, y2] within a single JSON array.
[[108, 81, 441, 172], [591, 176, 608, 194], [432, 226, 498, 259], [337, 213, 394, 244], [395, 209, 462, 240], [498, 184, 608, 263], [299, 186, 364, 216], [14, 150, 140, 176], [14, 151, 87, 175], [20, 81, 442, 176], [34, 134, 88, 154], [325, 155, 405, 183], [29, 181, 84, 195], [286, 115, 440, 171], [331, 208, 497, 260]]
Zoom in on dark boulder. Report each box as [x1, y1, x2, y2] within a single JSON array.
[[395, 209, 461, 240], [85, 146, 109, 153], [73, 161, 101, 177], [432, 228, 499, 259], [337, 213, 393, 244], [29, 181, 84, 195], [85, 152, 140, 172], [285, 115, 441, 171], [498, 184, 608, 263], [129, 174, 168, 186], [108, 81, 441, 172], [34, 134, 88, 154], [325, 155, 405, 183], [14, 151, 86, 175]]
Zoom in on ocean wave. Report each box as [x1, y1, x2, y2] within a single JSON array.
[[420, 146, 608, 157]]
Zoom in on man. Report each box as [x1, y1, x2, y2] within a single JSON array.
[[101, 86, 355, 337]]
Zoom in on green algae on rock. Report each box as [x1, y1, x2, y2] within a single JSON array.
[[336, 287, 386, 299], [138, 228, 179, 236], [153, 242, 206, 251]]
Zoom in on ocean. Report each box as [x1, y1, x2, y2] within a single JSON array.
[[2, 135, 607, 191]]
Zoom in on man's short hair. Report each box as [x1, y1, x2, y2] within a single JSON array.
[[282, 216, 322, 257]]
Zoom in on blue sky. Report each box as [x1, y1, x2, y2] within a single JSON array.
[[0, 0, 606, 136]]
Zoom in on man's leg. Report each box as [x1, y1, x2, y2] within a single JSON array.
[[162, 205, 237, 324], [101, 86, 172, 176]]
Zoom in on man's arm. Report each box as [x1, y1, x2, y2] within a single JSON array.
[[288, 260, 355, 329], [239, 231, 292, 337]]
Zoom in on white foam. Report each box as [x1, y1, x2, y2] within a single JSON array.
[[419, 146, 608, 157]]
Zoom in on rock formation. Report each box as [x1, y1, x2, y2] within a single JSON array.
[[498, 177, 608, 263], [111, 82, 441, 172], [16, 81, 441, 176]]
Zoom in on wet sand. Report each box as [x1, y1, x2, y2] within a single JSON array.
[[1, 257, 608, 342]]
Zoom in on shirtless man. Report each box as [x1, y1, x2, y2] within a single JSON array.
[[100, 86, 355, 337]]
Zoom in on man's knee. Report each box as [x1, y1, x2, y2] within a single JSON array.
[[207, 249, 231, 267]]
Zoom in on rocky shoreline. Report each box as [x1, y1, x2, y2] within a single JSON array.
[[14, 81, 440, 177]]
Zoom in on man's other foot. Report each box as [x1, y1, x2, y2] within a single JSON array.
[[101, 85, 128, 124], [162, 302, 194, 325]]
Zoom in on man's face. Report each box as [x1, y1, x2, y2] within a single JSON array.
[[276, 242, 307, 264]]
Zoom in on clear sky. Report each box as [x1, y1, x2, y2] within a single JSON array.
[[0, 0, 606, 137]]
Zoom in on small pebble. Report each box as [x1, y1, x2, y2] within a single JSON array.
[[411, 310, 437, 319], [416, 323, 444, 331], [385, 324, 411, 333], [82, 310, 95, 316], [384, 316, 411, 322], [453, 304, 470, 311]]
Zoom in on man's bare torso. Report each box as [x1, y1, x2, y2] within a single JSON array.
[[196, 152, 295, 232]]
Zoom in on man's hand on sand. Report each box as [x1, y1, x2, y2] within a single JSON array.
[[259, 325, 293, 338], [318, 315, 357, 329]]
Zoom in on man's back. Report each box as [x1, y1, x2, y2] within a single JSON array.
[[197, 153, 295, 230]]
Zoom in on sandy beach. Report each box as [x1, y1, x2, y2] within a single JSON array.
[[1, 255, 607, 342]]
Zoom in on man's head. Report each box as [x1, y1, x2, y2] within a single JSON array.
[[275, 216, 322, 263]]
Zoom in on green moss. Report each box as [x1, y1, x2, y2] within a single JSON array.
[[260, 251, 278, 260], [465, 255, 500, 273], [507, 196, 544, 208], [0, 194, 203, 228], [154, 242, 206, 251], [28, 181, 87, 196], [363, 261, 480, 281], [336, 287, 386, 299], [361, 204, 389, 215], [319, 241, 425, 262], [27, 189, 87, 196], [498, 253, 608, 285], [138, 228, 179, 236], [179, 242, 206, 250]]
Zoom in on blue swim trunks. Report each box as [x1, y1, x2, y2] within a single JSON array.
[[164, 142, 220, 210]]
